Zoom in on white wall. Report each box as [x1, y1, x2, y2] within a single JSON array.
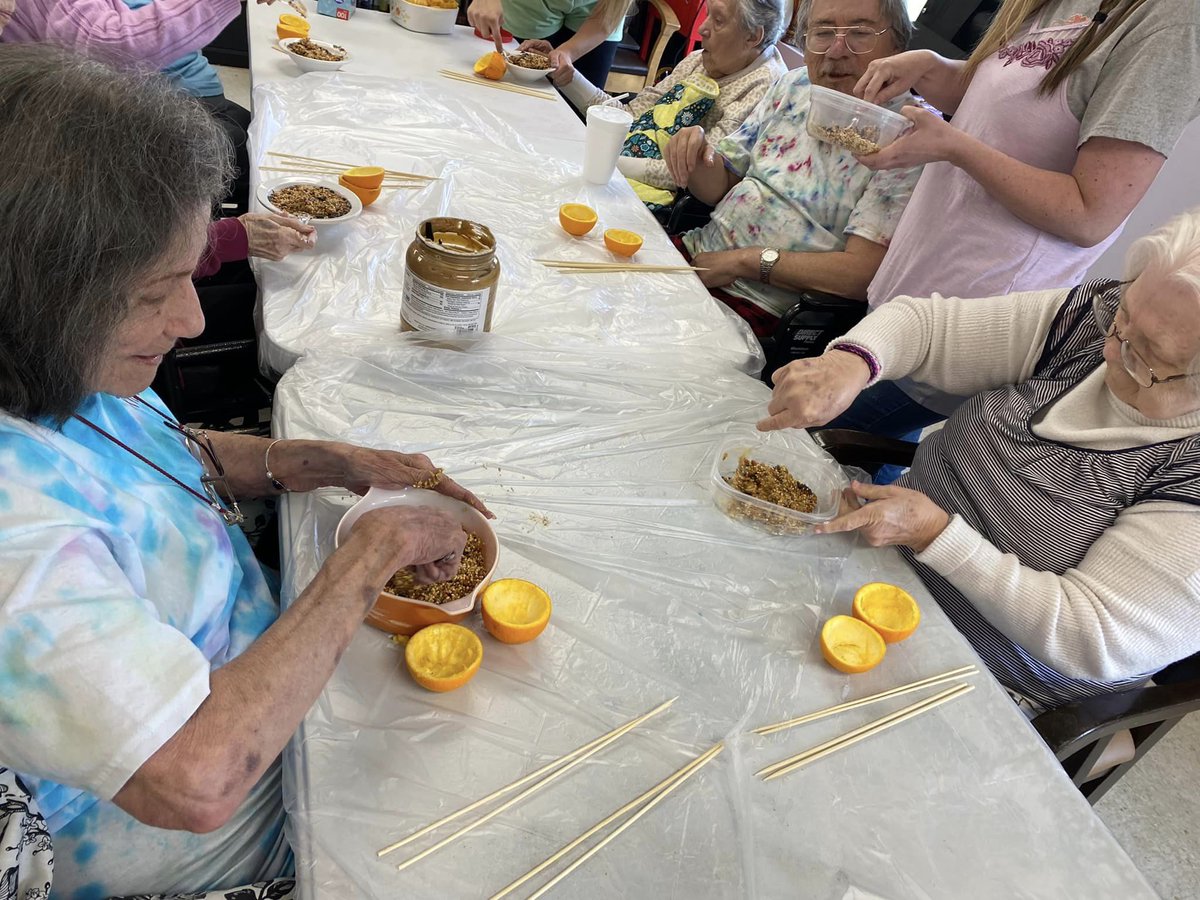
[[1088, 117, 1200, 280]]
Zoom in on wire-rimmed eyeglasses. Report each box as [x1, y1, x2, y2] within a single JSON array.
[[804, 26, 891, 55], [1091, 284, 1195, 389]]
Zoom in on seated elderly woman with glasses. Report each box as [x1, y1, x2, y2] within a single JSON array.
[[663, 0, 923, 339], [757, 209, 1200, 715], [0, 45, 490, 898]]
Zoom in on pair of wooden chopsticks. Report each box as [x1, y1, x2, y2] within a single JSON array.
[[537, 258, 705, 275], [439, 68, 557, 101], [267, 151, 438, 183], [377, 697, 675, 868], [752, 665, 979, 782]]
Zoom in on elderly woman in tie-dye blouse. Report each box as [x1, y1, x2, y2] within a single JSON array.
[[0, 46, 492, 898], [758, 209, 1200, 715]]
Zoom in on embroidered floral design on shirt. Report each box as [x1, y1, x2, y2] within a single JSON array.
[[998, 36, 1078, 70]]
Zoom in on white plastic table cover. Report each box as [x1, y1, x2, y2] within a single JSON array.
[[247, 70, 760, 376], [272, 338, 1154, 900]]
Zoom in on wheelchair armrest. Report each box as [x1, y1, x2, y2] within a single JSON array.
[[1032, 679, 1200, 760], [663, 190, 715, 236], [810, 428, 919, 470]]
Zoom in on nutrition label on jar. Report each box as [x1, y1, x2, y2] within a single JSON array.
[[401, 271, 490, 333]]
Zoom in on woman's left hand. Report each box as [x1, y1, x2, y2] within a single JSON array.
[[690, 248, 756, 288], [547, 48, 576, 87], [337, 446, 493, 517], [854, 106, 963, 171], [814, 481, 949, 551]]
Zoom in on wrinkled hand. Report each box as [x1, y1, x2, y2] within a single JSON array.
[[517, 39, 554, 55], [664, 126, 717, 188], [338, 445, 493, 518], [547, 48, 577, 87], [352, 505, 468, 584], [757, 350, 871, 431], [854, 106, 960, 170], [0, 0, 14, 35], [467, 0, 505, 44], [854, 50, 934, 106], [814, 481, 950, 552], [241, 213, 316, 260], [691, 248, 756, 288]]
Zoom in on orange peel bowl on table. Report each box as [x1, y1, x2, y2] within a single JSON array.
[[820, 614, 886, 674], [337, 174, 381, 207], [481, 579, 552, 644], [558, 203, 598, 236], [852, 582, 920, 643], [603, 228, 643, 257], [276, 13, 310, 40], [404, 623, 484, 692], [473, 51, 508, 80], [340, 165, 385, 190]]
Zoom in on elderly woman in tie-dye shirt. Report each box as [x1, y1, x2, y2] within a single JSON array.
[[0, 45, 492, 899], [664, 0, 923, 340]]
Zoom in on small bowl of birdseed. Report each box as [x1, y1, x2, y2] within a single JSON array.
[[258, 177, 362, 225], [807, 84, 912, 155], [335, 487, 499, 635], [709, 439, 843, 535]]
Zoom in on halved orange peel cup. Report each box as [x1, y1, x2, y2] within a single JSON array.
[[559, 203, 597, 236], [853, 582, 920, 643], [473, 51, 507, 80], [337, 174, 381, 207], [341, 165, 385, 190], [404, 622, 483, 692], [276, 13, 309, 40], [820, 615, 886, 674], [481, 579, 552, 644], [603, 228, 642, 257]]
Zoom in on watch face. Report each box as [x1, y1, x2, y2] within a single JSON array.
[[763, 249, 780, 263]]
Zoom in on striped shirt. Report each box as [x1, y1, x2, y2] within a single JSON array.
[[898, 281, 1200, 709]]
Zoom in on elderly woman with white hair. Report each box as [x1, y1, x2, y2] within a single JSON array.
[[540, 0, 787, 210], [758, 210, 1200, 713]]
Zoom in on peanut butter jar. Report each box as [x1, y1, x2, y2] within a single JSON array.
[[401, 217, 499, 333]]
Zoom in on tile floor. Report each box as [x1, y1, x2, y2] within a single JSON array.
[[211, 60, 1200, 900]]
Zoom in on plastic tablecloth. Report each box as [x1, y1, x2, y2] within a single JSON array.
[[272, 338, 1154, 900], [247, 72, 762, 376]]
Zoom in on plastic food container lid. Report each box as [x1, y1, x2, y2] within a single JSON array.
[[807, 84, 912, 152], [709, 439, 843, 535]]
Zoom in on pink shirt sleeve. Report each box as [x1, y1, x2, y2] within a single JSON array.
[[39, 0, 242, 70], [195, 217, 249, 279]]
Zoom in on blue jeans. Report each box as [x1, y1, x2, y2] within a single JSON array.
[[828, 380, 946, 483]]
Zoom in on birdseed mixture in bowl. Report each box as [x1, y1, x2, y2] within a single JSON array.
[[386, 532, 487, 605], [725, 457, 818, 514], [267, 184, 352, 219], [286, 38, 347, 61], [508, 51, 551, 69], [810, 122, 883, 155]]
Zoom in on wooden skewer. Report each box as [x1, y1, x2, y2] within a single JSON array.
[[258, 165, 427, 185], [376, 697, 675, 858], [524, 743, 725, 900], [438, 69, 557, 101], [752, 665, 979, 736], [268, 151, 439, 181], [760, 683, 975, 782], [490, 741, 723, 899], [387, 697, 676, 869]]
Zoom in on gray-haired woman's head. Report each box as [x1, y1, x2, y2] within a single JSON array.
[[734, 0, 789, 49], [794, 0, 914, 51], [0, 44, 230, 423]]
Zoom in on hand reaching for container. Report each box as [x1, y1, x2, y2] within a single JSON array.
[[756, 350, 873, 432], [854, 50, 937, 106], [814, 481, 950, 552], [241, 213, 316, 261], [467, 0, 506, 45], [350, 505, 468, 585]]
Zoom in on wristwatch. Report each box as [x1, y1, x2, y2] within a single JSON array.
[[759, 247, 781, 284]]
